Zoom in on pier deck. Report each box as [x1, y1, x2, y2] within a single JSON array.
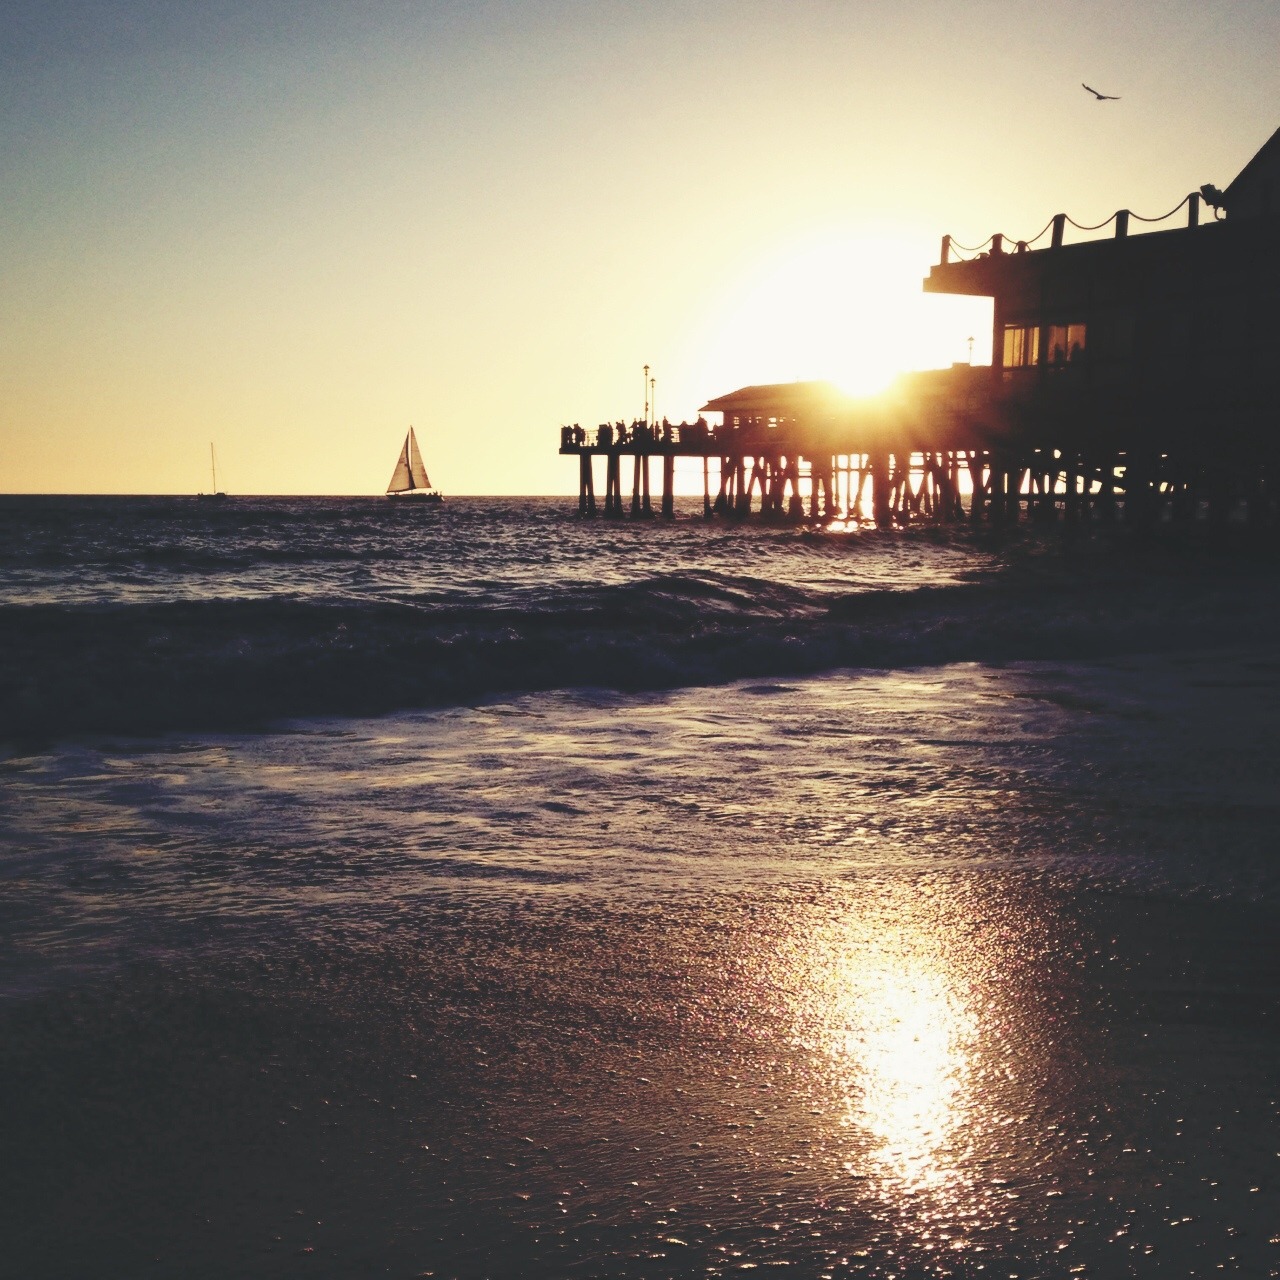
[[560, 369, 1277, 527]]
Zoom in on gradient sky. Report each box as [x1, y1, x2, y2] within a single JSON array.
[[2, 0, 1276, 494]]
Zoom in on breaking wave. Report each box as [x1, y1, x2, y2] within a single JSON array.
[[4, 557, 1277, 741]]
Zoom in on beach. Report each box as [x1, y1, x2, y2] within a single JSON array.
[[1, 499, 1278, 1278]]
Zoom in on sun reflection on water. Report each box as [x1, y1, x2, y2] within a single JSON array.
[[773, 880, 1036, 1248], [840, 961, 978, 1191]]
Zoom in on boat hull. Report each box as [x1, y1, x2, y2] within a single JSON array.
[[386, 490, 443, 502]]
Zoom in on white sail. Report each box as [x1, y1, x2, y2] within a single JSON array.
[[387, 427, 439, 498], [387, 435, 414, 493], [406, 428, 431, 490]]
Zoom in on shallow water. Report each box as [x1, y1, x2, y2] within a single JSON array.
[[3, 647, 1278, 1277]]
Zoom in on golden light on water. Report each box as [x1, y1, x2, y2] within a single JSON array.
[[840, 960, 977, 1191], [768, 879, 1036, 1246]]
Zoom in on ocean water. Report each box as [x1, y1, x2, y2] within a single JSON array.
[[1, 497, 1278, 1278], [2, 495, 1277, 738]]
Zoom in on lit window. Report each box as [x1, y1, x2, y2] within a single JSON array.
[[1001, 324, 1040, 368]]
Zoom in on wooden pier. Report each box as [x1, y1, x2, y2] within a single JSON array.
[[560, 377, 970, 524], [560, 365, 1278, 527], [560, 125, 1280, 528]]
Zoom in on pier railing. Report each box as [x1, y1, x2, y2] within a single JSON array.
[[560, 420, 714, 451], [939, 192, 1208, 264]]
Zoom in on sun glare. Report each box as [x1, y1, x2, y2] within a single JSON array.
[[688, 227, 988, 400]]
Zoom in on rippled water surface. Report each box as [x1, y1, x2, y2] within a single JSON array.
[[5, 496, 1279, 740], [3, 643, 1278, 1277], [0, 495, 996, 608]]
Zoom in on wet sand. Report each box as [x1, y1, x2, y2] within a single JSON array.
[[2, 650, 1278, 1278]]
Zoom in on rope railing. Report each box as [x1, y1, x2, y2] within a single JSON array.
[[946, 233, 998, 255], [1129, 194, 1192, 224], [1018, 216, 1058, 249], [1063, 212, 1116, 232], [944, 216, 1058, 263], [941, 192, 1204, 265]]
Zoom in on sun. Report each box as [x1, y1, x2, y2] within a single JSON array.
[[688, 226, 989, 399]]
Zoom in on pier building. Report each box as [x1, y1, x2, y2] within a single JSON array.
[[560, 126, 1280, 526]]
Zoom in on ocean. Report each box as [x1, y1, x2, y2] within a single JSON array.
[[1, 496, 1278, 1278]]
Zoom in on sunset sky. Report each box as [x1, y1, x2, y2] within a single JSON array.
[[2, 0, 1276, 495]]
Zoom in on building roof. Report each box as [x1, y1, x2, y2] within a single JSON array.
[[700, 380, 855, 416], [1224, 124, 1280, 217], [1226, 125, 1280, 194]]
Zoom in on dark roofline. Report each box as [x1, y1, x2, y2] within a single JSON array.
[[700, 380, 851, 414], [1225, 124, 1280, 198]]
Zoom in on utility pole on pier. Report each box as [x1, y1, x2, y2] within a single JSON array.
[[643, 365, 650, 427]]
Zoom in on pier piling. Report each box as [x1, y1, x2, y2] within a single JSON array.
[[559, 366, 1276, 529]]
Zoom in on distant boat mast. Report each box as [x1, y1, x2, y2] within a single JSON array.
[[198, 443, 227, 500]]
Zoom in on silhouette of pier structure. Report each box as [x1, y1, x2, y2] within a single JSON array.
[[559, 125, 1280, 527], [561, 376, 990, 524]]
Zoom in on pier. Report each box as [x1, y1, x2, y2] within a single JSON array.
[[560, 374, 994, 525], [560, 361, 1278, 527], [560, 125, 1280, 528]]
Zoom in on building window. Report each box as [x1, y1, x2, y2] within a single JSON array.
[[1002, 324, 1040, 368], [1047, 323, 1087, 365]]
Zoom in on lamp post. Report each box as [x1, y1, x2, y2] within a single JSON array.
[[644, 365, 650, 427], [650, 377, 656, 430]]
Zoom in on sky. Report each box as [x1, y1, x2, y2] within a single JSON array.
[[1, 0, 1276, 495]]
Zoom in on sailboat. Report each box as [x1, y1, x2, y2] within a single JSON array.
[[386, 427, 443, 502], [197, 443, 227, 501]]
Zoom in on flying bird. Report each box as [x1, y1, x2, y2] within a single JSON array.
[[1082, 83, 1120, 100]]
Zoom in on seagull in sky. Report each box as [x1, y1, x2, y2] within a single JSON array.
[[1082, 82, 1120, 100]]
